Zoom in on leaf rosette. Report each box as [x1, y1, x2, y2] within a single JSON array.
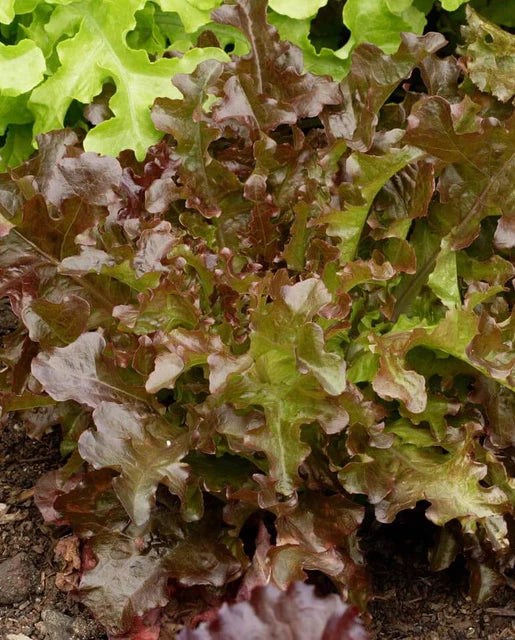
[[0, 1, 514, 637]]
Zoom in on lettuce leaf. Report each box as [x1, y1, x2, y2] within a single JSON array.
[[177, 582, 367, 640]]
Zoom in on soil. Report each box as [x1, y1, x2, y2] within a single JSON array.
[[1, 298, 514, 639], [0, 417, 106, 640], [365, 514, 515, 640]]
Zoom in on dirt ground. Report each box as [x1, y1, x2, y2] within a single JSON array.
[[1, 298, 513, 639], [365, 514, 515, 639], [0, 419, 106, 640]]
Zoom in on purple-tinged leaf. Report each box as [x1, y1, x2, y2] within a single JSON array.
[[177, 582, 367, 640], [471, 379, 515, 449], [212, 0, 341, 123], [466, 312, 515, 387], [323, 33, 445, 151], [79, 401, 192, 525], [31, 332, 150, 408], [404, 98, 515, 251], [152, 62, 241, 218], [79, 534, 172, 636], [22, 295, 90, 347]]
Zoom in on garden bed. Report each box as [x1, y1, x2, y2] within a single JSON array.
[[1, 408, 513, 639], [0, 1, 514, 638], [2, 301, 513, 639]]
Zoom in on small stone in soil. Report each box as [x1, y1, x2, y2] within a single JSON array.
[[40, 609, 105, 640], [41, 609, 74, 640], [0, 553, 37, 605]]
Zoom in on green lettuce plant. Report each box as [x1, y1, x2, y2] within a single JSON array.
[[0, 0, 231, 164]]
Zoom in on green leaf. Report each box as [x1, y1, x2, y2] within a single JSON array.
[[0, 0, 15, 24], [296, 322, 346, 396], [399, 395, 460, 441], [158, 0, 223, 33], [372, 306, 515, 415], [386, 419, 436, 447], [372, 311, 467, 413], [0, 390, 56, 413], [470, 0, 515, 28], [199, 20, 250, 56], [269, 0, 328, 20], [441, 0, 469, 9], [0, 39, 45, 96], [347, 350, 379, 384], [126, 2, 169, 54], [340, 0, 427, 59], [340, 429, 510, 526], [28, 0, 228, 159], [320, 146, 423, 262], [460, 7, 515, 103], [269, 13, 349, 79], [457, 253, 515, 285], [113, 281, 199, 335], [0, 95, 33, 135], [217, 401, 311, 497], [215, 279, 351, 494], [0, 124, 34, 170], [427, 239, 461, 309]]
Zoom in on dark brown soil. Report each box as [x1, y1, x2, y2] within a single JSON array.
[[0, 417, 106, 640], [365, 514, 515, 639], [0, 302, 16, 339], [1, 298, 514, 639]]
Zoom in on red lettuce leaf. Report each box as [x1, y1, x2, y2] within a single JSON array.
[[177, 582, 367, 640]]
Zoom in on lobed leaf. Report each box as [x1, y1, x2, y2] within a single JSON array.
[[177, 582, 367, 639], [460, 7, 515, 103], [340, 426, 511, 528]]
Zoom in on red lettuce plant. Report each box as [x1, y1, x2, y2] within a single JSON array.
[[0, 0, 513, 637]]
